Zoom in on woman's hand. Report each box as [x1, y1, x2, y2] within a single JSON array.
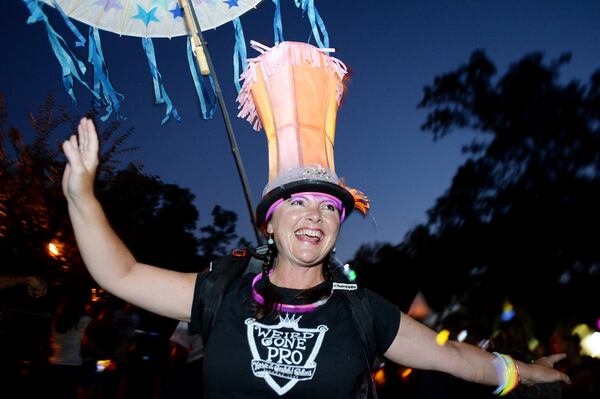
[[62, 117, 100, 204], [519, 353, 571, 386]]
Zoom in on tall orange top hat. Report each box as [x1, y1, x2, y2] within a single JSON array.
[[237, 41, 369, 229]]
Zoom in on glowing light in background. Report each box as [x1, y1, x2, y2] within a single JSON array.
[[528, 337, 540, 352], [501, 300, 515, 322], [91, 287, 107, 302], [47, 241, 60, 257], [436, 329, 450, 346], [400, 367, 413, 379], [408, 291, 432, 320], [572, 324, 592, 340], [596, 317, 600, 331], [457, 329, 468, 342], [342, 264, 357, 282], [581, 332, 600, 359], [569, 323, 600, 358], [374, 368, 386, 385], [96, 359, 116, 372]]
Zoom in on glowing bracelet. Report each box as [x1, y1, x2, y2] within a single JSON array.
[[492, 352, 519, 396]]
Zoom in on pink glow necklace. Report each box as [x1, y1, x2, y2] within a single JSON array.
[[251, 272, 333, 314]]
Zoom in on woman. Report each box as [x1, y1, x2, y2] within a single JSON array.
[[62, 41, 570, 398], [47, 293, 93, 399]]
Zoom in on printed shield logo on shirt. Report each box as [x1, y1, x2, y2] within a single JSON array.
[[245, 314, 329, 395]]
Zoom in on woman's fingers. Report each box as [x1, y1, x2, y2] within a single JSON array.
[[79, 117, 89, 153], [86, 118, 99, 155], [61, 161, 71, 195], [62, 117, 101, 202], [66, 117, 99, 171], [77, 118, 85, 152], [546, 353, 567, 365], [78, 118, 99, 169], [63, 136, 84, 172], [535, 353, 566, 368], [531, 353, 571, 384]]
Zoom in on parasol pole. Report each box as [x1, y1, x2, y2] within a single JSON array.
[[179, 0, 263, 245]]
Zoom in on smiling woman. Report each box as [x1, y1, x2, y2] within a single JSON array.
[[62, 41, 570, 398]]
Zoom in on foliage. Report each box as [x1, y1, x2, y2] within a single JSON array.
[[98, 164, 203, 273], [198, 205, 240, 264], [417, 51, 600, 333], [0, 93, 246, 286], [351, 52, 600, 338], [0, 93, 74, 279]]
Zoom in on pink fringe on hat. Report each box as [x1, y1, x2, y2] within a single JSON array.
[[236, 41, 348, 132]]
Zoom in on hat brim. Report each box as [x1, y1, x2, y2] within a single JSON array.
[[256, 180, 355, 229]]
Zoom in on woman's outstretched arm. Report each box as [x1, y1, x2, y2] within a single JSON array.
[[384, 312, 570, 389], [62, 117, 196, 322]]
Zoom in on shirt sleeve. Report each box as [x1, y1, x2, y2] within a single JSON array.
[[189, 271, 210, 335], [366, 289, 401, 354]]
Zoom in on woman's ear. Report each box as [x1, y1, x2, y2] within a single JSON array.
[[266, 222, 274, 235]]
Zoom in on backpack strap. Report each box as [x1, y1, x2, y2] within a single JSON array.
[[198, 246, 268, 343], [336, 288, 376, 363], [333, 270, 378, 399], [199, 252, 251, 342], [332, 269, 376, 362]]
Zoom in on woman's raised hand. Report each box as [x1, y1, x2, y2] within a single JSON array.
[[62, 117, 100, 203]]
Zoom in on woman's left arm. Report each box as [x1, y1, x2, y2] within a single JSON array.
[[384, 312, 571, 387]]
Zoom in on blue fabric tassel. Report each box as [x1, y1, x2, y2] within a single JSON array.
[[272, 0, 284, 45], [22, 0, 99, 106], [187, 39, 217, 119], [232, 18, 247, 94], [141, 37, 181, 124], [88, 27, 125, 121], [51, 0, 85, 47], [294, 0, 329, 48]]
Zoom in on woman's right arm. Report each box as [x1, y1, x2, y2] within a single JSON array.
[[62, 118, 196, 322]]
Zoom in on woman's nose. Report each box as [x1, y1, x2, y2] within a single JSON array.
[[305, 205, 322, 223]]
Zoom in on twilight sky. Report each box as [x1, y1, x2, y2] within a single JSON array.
[[1, 1, 599, 262]]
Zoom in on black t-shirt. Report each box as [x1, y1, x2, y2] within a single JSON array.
[[191, 273, 400, 398]]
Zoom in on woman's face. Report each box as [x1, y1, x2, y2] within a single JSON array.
[[267, 193, 341, 268]]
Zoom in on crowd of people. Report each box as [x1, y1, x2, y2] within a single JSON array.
[[1, 271, 598, 398], [0, 276, 204, 399]]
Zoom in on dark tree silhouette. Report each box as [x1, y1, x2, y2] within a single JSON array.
[[0, 93, 246, 282], [198, 205, 240, 264], [98, 164, 203, 273], [349, 52, 599, 343], [411, 50, 600, 335]]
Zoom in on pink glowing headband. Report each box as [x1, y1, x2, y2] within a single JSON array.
[[264, 192, 346, 223]]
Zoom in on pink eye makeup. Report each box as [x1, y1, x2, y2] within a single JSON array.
[[264, 192, 346, 222]]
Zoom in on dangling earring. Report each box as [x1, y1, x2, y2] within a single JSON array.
[[263, 234, 277, 275]]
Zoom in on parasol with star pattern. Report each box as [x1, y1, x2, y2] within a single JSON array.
[[22, 0, 330, 243]]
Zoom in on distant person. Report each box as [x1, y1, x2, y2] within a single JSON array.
[[63, 42, 569, 398], [47, 293, 93, 399], [0, 274, 47, 297], [165, 321, 204, 398], [111, 300, 141, 399], [550, 328, 600, 398], [0, 274, 49, 397]]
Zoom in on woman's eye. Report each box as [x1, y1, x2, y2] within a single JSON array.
[[290, 199, 305, 206], [322, 203, 337, 211]]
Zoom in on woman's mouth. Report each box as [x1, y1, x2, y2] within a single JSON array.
[[294, 228, 323, 243]]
